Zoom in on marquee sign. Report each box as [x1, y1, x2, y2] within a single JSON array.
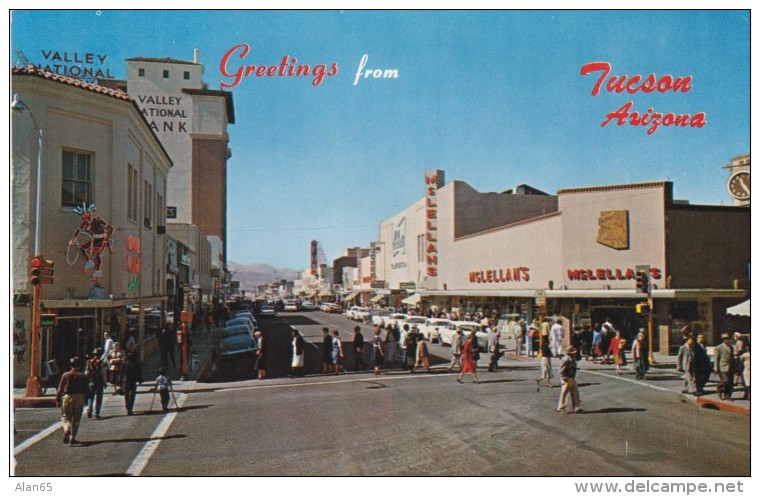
[[424, 170, 444, 288]]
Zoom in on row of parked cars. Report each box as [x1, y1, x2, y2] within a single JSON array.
[[343, 306, 490, 345], [218, 307, 260, 356]]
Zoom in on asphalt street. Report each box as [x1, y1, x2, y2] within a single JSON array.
[[13, 311, 750, 476]]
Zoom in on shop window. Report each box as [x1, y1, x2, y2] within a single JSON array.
[[144, 180, 152, 229], [127, 164, 138, 221], [61, 150, 92, 207]]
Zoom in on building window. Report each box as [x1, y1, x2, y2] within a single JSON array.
[[163, 70, 169, 79], [138, 68, 145, 77], [144, 181, 153, 229], [61, 150, 92, 207], [156, 192, 164, 229], [417, 234, 425, 263], [127, 164, 138, 221], [184, 71, 190, 80]]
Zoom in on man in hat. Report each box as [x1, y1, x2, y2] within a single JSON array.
[[714, 333, 735, 400], [677, 335, 696, 395], [56, 357, 90, 445], [557, 346, 582, 413]]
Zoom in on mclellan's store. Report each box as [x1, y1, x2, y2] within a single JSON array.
[[379, 170, 749, 353]]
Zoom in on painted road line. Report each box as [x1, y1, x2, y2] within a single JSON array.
[[580, 368, 669, 391], [126, 392, 188, 476], [13, 422, 60, 456], [216, 371, 460, 392]]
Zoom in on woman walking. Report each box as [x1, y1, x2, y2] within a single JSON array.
[[255, 331, 267, 380], [371, 327, 385, 375], [332, 329, 344, 374], [457, 332, 480, 384], [539, 334, 554, 387], [291, 328, 305, 378], [608, 330, 627, 374]]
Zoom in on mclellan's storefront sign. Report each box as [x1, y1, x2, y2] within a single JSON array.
[[566, 266, 662, 281], [469, 267, 531, 283]]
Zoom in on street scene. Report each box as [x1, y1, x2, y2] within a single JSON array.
[[9, 9, 751, 485]]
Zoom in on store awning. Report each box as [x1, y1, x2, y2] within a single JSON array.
[[419, 289, 536, 298], [401, 293, 422, 305], [726, 299, 750, 316], [370, 294, 386, 303], [343, 292, 359, 302]]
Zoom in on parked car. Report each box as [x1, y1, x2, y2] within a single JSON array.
[[322, 303, 342, 313], [259, 305, 276, 316], [345, 306, 362, 319], [419, 318, 450, 343], [370, 308, 391, 326], [221, 324, 253, 339], [386, 313, 410, 329], [439, 321, 488, 346], [300, 301, 315, 311], [218, 332, 258, 356], [284, 300, 299, 312], [401, 316, 427, 330], [353, 307, 371, 322]]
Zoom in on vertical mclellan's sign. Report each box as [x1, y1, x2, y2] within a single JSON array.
[[424, 170, 444, 289]]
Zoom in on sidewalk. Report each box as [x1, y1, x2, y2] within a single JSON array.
[[13, 326, 217, 409], [504, 346, 750, 416]]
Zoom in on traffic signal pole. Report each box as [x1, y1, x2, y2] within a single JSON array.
[[25, 283, 42, 397]]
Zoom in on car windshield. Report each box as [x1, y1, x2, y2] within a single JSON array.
[[407, 317, 426, 324]]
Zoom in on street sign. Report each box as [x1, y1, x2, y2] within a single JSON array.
[[40, 313, 56, 327]]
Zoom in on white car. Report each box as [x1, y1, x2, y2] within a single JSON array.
[[419, 318, 450, 343], [353, 307, 371, 322], [284, 301, 299, 312], [345, 306, 362, 319], [370, 308, 391, 326], [399, 316, 427, 331], [439, 321, 488, 346], [385, 313, 409, 328], [259, 305, 276, 316]]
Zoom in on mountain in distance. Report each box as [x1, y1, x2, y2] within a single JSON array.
[[227, 260, 302, 290]]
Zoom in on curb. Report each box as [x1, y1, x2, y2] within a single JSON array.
[[696, 396, 750, 416], [14, 397, 57, 409]]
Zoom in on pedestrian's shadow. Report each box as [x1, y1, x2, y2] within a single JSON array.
[[139, 404, 213, 415], [477, 379, 525, 384], [76, 434, 186, 447], [577, 382, 601, 388], [578, 407, 647, 414]]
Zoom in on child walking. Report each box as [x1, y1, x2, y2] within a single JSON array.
[[155, 367, 173, 412]]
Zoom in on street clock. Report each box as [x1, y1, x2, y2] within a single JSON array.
[[727, 170, 750, 201]]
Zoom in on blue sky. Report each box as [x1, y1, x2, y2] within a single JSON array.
[[10, 10, 750, 269]]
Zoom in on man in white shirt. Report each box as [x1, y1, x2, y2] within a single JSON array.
[[100, 331, 114, 364], [550, 319, 565, 358]]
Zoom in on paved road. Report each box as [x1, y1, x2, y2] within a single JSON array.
[[13, 311, 750, 476]]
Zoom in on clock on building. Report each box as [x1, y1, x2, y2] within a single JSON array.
[[727, 170, 750, 201]]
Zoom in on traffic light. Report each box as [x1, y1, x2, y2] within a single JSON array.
[[30, 257, 54, 286], [635, 269, 649, 294], [636, 303, 651, 314]]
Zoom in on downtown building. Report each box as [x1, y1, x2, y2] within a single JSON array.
[[372, 169, 749, 353], [12, 66, 173, 386]]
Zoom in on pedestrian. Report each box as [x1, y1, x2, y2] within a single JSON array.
[[733, 332, 746, 387], [539, 335, 554, 387], [255, 331, 267, 380], [399, 324, 409, 370], [291, 328, 305, 377], [371, 327, 385, 375], [321, 327, 333, 374], [487, 325, 502, 372], [101, 331, 114, 363], [527, 319, 539, 357], [714, 333, 735, 400], [331, 329, 344, 374], [415, 334, 431, 373], [608, 330, 627, 374], [602, 318, 616, 364], [120, 352, 143, 415], [85, 348, 105, 419], [125, 328, 138, 354], [677, 335, 697, 395], [591, 325, 604, 362], [159, 324, 176, 369], [580, 325, 593, 361], [406, 326, 419, 372], [693, 334, 711, 396], [385, 323, 399, 367], [512, 319, 524, 356], [550, 318, 565, 358], [448, 328, 464, 372], [740, 343, 750, 400], [352, 326, 367, 371], [106, 342, 125, 394], [56, 357, 89, 446], [457, 332, 480, 384], [154, 366, 173, 412], [557, 346, 582, 413], [632, 332, 649, 380]]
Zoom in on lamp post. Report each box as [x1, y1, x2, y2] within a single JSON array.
[[13, 94, 45, 397]]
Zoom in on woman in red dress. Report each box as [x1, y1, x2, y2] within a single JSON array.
[[457, 332, 480, 384]]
